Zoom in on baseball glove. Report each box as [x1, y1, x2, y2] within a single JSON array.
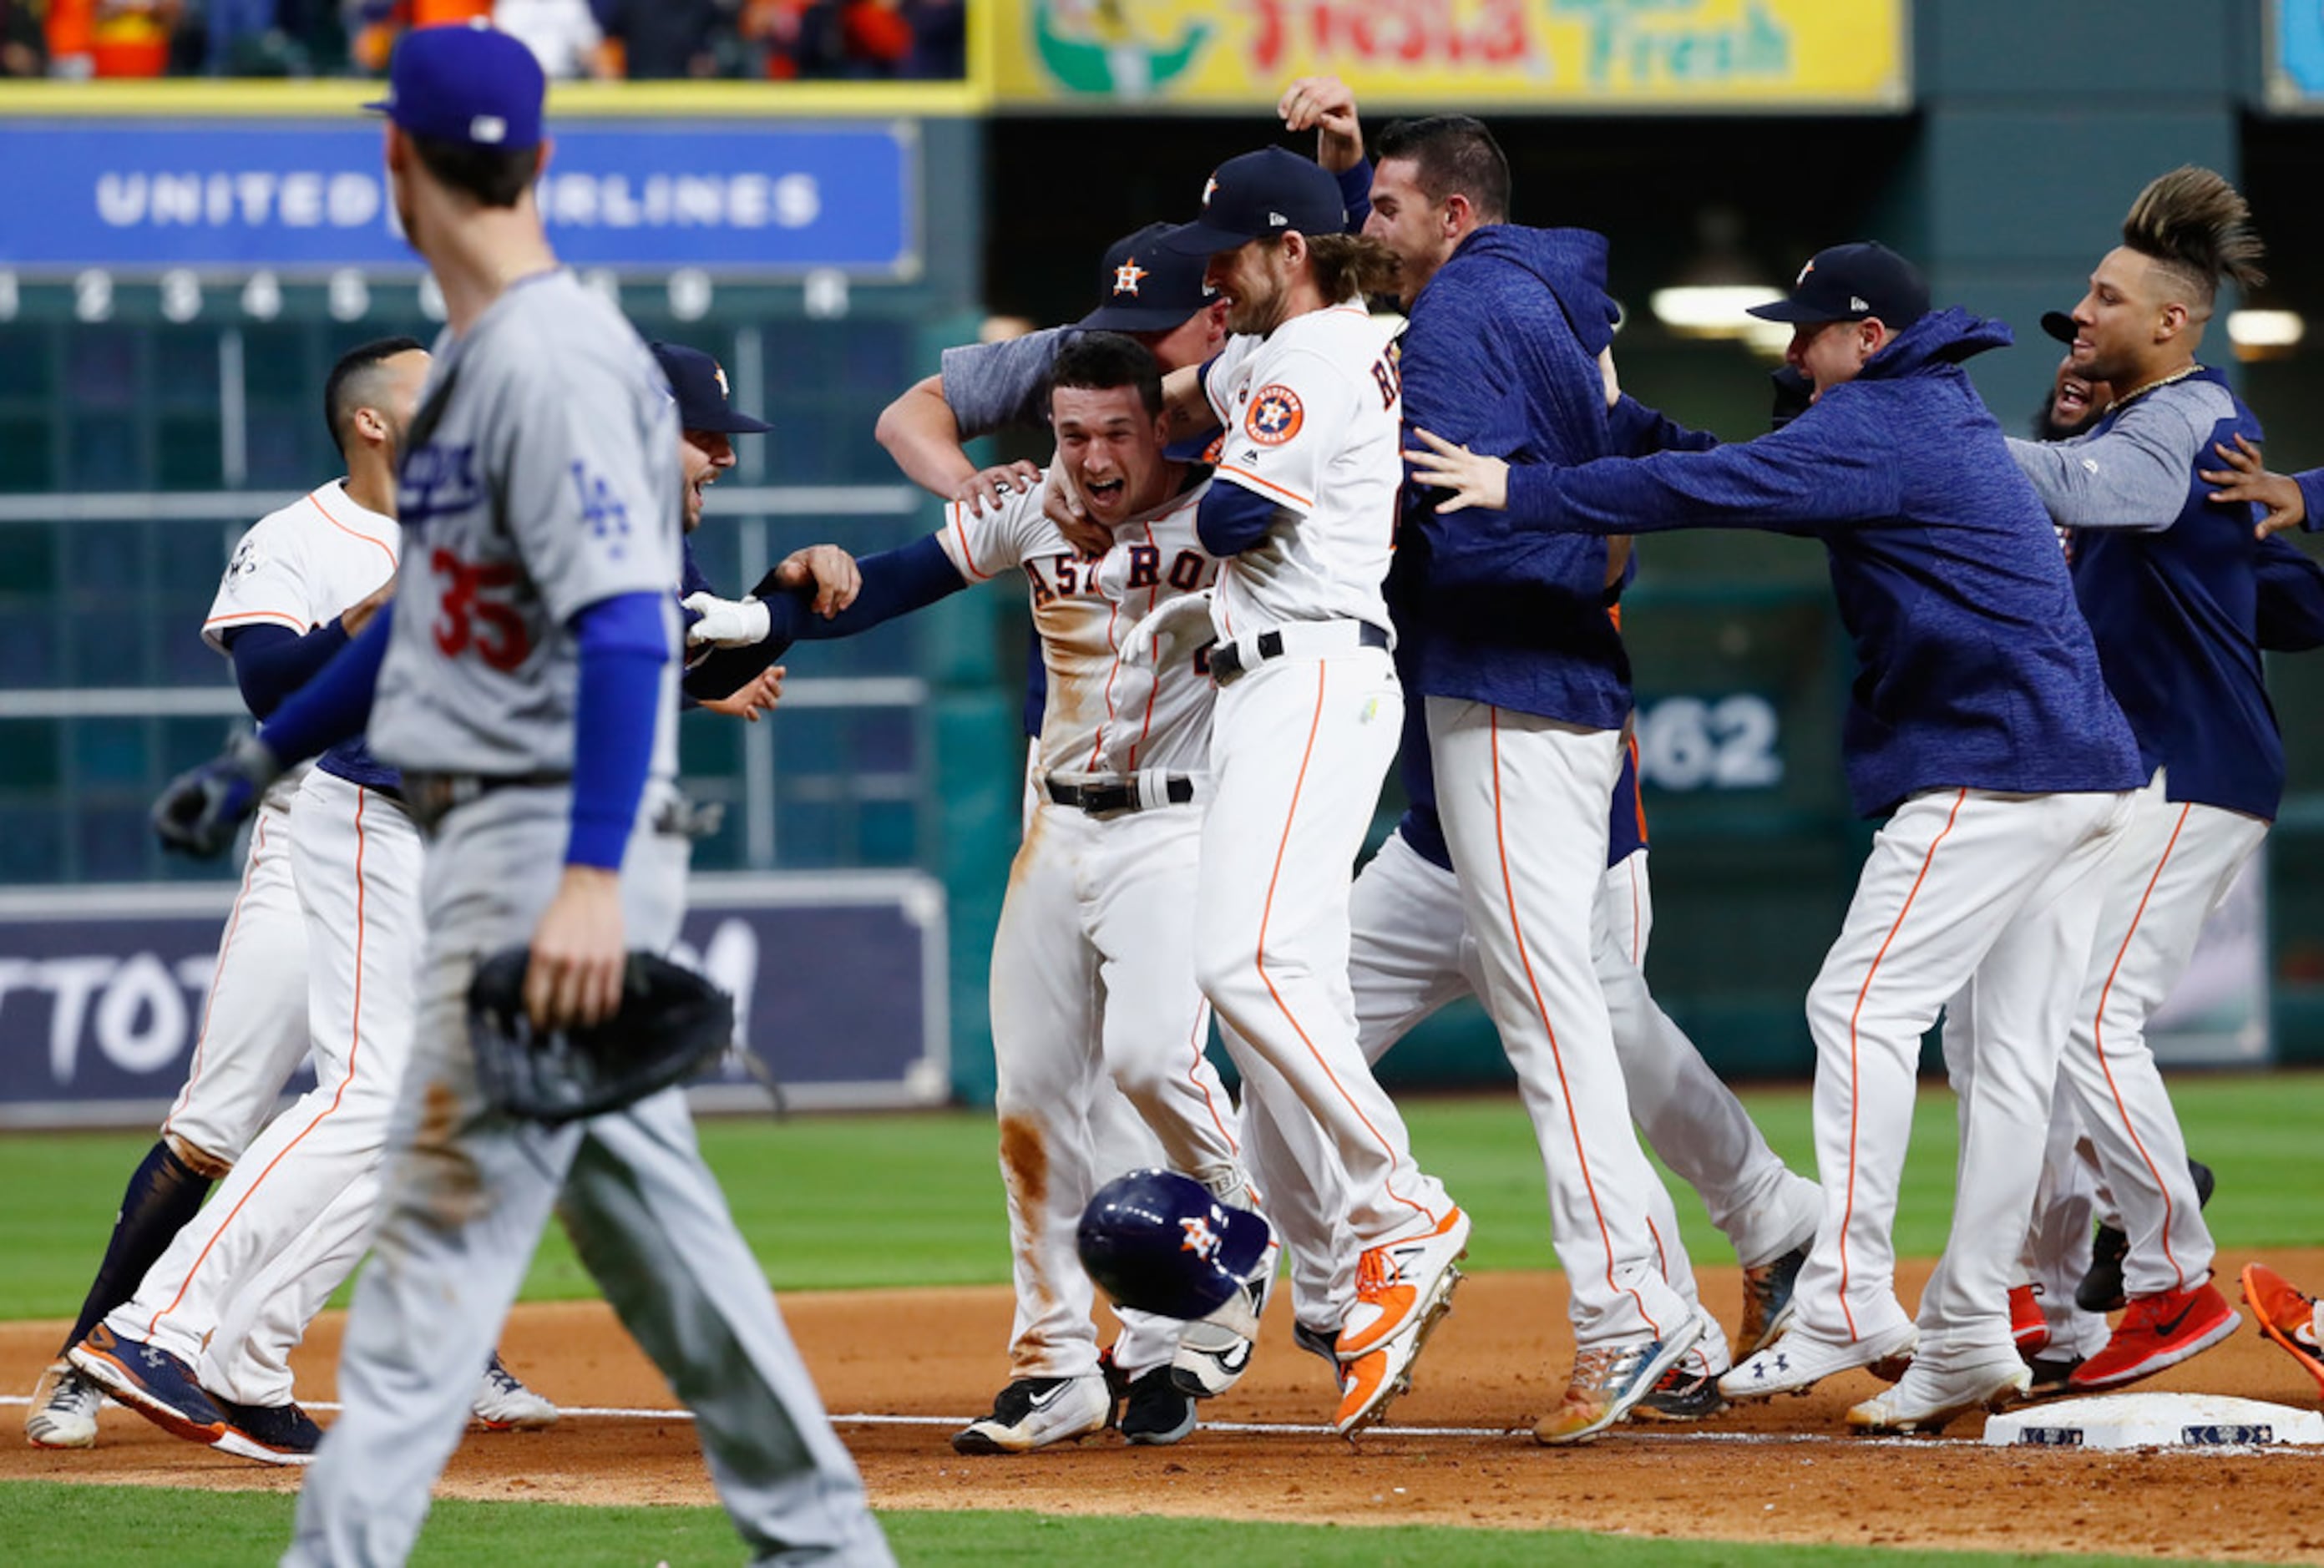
[[466, 948, 734, 1125]]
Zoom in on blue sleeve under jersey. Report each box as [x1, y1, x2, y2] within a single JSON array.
[[567, 590, 667, 871], [222, 620, 352, 720], [1197, 479, 1281, 557], [255, 604, 392, 766], [682, 535, 970, 703]]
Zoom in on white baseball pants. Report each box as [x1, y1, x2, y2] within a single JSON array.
[[1425, 700, 1695, 1348], [161, 793, 314, 1170], [2053, 771, 2262, 1300], [1195, 647, 1454, 1249], [288, 783, 887, 1567], [1792, 786, 2130, 1360], [987, 799, 1244, 1382], [111, 770, 423, 1404]]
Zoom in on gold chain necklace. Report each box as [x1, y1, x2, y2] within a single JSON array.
[[2102, 362, 2202, 417]]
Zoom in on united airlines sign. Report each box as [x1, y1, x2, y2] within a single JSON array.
[[0, 120, 917, 276]]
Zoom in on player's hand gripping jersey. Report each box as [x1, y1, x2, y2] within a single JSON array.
[[1200, 306, 1403, 640], [938, 470, 1222, 780]]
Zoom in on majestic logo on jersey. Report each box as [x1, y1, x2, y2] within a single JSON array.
[[1178, 1215, 1223, 1262], [1113, 260, 1148, 297], [1244, 384, 1304, 446]]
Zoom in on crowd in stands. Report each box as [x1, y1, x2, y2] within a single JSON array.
[[0, 0, 967, 80]]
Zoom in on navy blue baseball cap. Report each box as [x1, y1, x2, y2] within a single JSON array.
[[365, 23, 545, 152], [1079, 222, 1216, 332], [1076, 1169, 1273, 1321], [651, 343, 773, 436], [2041, 310, 2079, 344], [1157, 147, 1347, 256], [1747, 241, 1929, 328]]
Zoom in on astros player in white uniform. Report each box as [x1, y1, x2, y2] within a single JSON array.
[[1145, 148, 1469, 1435], [148, 28, 889, 1562], [684, 333, 1262, 1451], [37, 339, 551, 1454]]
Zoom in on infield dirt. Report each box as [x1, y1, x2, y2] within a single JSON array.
[[12, 1252, 2324, 1561]]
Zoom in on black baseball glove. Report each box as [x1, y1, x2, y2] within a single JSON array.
[[466, 948, 735, 1125], [154, 730, 283, 857]]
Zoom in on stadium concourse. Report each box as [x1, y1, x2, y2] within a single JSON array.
[[8, 1253, 2324, 1560]]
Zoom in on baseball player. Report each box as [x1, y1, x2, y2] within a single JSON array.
[[687, 332, 1262, 1452], [147, 28, 889, 1561], [2204, 434, 2324, 539], [1329, 104, 1823, 1440], [1407, 242, 2147, 1433], [2001, 168, 2324, 1393], [1132, 147, 1470, 1437], [36, 337, 554, 1456]]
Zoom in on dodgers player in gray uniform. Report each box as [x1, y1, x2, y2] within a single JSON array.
[[152, 28, 887, 1565]]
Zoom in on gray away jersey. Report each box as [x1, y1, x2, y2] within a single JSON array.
[[370, 270, 682, 780]]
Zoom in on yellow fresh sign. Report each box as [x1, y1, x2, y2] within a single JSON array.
[[995, 0, 1909, 110]]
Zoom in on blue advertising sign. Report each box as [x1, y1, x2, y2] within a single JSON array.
[[0, 872, 946, 1127], [2271, 0, 2324, 107], [0, 120, 916, 276]]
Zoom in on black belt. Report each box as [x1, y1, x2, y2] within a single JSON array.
[[1208, 621, 1390, 686], [1045, 776, 1195, 815], [403, 770, 572, 830]]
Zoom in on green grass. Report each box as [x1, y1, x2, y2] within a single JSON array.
[[0, 1484, 2213, 1567], [3, 1075, 2322, 1320]]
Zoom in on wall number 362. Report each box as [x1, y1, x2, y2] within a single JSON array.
[[1636, 694, 1783, 792]]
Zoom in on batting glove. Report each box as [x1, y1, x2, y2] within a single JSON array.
[[153, 730, 282, 858], [1119, 589, 1215, 673], [681, 591, 772, 649]]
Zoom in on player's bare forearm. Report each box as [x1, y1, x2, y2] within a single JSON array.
[[875, 376, 979, 497], [1159, 364, 1216, 445], [1279, 75, 1363, 174], [526, 866, 625, 1029]]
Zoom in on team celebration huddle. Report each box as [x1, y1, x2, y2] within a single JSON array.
[[21, 20, 2324, 1567]]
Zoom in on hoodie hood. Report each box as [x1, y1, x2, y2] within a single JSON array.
[[1445, 225, 1621, 356], [1856, 306, 2015, 382]]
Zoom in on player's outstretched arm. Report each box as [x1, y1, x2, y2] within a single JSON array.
[[875, 372, 1042, 513], [681, 535, 971, 702], [154, 604, 397, 856]]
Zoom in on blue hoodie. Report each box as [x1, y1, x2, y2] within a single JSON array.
[[1397, 225, 1659, 730], [1485, 307, 2144, 818]]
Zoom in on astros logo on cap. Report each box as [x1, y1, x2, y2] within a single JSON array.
[[1114, 260, 1147, 297], [1795, 258, 1816, 284], [713, 363, 730, 398], [1203, 175, 1218, 206], [1245, 384, 1304, 446]]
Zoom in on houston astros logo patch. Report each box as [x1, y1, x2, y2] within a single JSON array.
[[1245, 384, 1304, 445], [1113, 260, 1147, 297]]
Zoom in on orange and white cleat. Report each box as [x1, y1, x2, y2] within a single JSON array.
[[2240, 1262, 2324, 1398]]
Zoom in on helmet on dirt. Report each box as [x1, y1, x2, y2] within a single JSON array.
[[1076, 1168, 1273, 1320]]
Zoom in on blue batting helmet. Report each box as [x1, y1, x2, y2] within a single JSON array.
[[1077, 1168, 1273, 1321]]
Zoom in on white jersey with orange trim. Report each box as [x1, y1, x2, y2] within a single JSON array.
[[1201, 301, 1403, 640], [935, 472, 1221, 780], [203, 480, 399, 652]]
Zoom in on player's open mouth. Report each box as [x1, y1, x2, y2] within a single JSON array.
[[1085, 476, 1126, 506], [2057, 382, 2091, 414]]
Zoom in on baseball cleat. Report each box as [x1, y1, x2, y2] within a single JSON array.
[[1633, 1342, 1729, 1424], [473, 1351, 559, 1430], [1116, 1367, 1198, 1446], [1170, 1245, 1273, 1399], [1331, 1255, 1470, 1438], [2071, 1279, 2237, 1392], [2009, 1283, 2050, 1354], [212, 1396, 323, 1466], [1738, 1243, 1810, 1358], [1536, 1314, 1709, 1444], [1719, 1320, 1917, 1401], [25, 1362, 102, 1450], [2076, 1158, 2215, 1315], [2240, 1262, 2324, 1396], [950, 1374, 1111, 1455], [1848, 1354, 2030, 1435], [1336, 1206, 1471, 1361], [2020, 1355, 2085, 1400], [68, 1323, 230, 1448], [1292, 1320, 1343, 1371]]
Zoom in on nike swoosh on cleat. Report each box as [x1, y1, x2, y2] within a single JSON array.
[[2151, 1301, 2200, 1338], [1025, 1383, 1074, 1411]]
